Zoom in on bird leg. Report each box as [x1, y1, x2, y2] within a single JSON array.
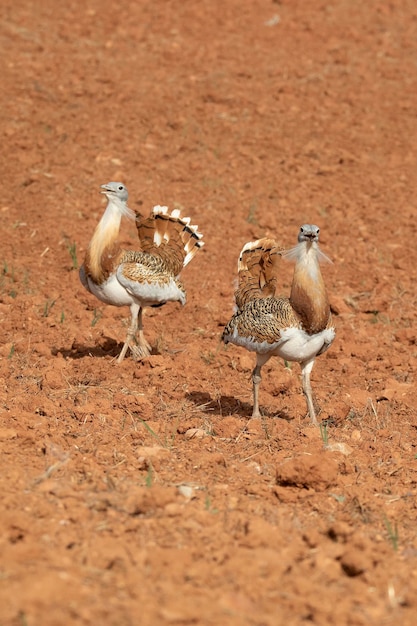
[[117, 311, 137, 363], [301, 358, 318, 425], [251, 353, 270, 418], [129, 307, 152, 360], [117, 305, 151, 363]]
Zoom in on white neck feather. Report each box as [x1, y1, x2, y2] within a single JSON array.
[[87, 197, 134, 282], [98, 196, 135, 232], [282, 241, 331, 267]]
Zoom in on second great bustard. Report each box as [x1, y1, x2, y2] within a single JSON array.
[[79, 182, 204, 362], [222, 225, 335, 425]]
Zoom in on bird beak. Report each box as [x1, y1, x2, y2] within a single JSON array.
[[100, 184, 114, 195], [305, 234, 317, 243]]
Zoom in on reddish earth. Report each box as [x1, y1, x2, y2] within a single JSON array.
[[1, 1, 417, 624]]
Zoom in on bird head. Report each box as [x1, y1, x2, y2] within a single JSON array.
[[282, 224, 331, 264], [100, 182, 135, 219], [298, 224, 320, 244], [100, 182, 129, 203]]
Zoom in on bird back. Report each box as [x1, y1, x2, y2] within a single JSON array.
[[234, 238, 284, 310], [135, 206, 204, 276]]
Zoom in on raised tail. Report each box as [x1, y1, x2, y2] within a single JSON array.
[[234, 238, 283, 309], [135, 205, 204, 275]]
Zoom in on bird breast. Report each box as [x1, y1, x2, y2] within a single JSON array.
[[85, 273, 135, 307], [273, 326, 335, 362], [226, 324, 335, 362], [289, 255, 330, 334]]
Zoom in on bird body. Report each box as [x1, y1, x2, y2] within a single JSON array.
[[80, 182, 203, 362], [222, 227, 334, 424], [81, 256, 185, 309], [224, 298, 334, 361]]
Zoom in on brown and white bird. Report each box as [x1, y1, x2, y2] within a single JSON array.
[[222, 225, 335, 425], [79, 182, 204, 362]]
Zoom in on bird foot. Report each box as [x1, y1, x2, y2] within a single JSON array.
[[304, 411, 319, 427], [130, 339, 152, 361], [116, 337, 152, 363]]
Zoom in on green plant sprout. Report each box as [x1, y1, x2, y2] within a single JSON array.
[[91, 309, 102, 327], [383, 514, 399, 551], [67, 241, 78, 269], [319, 421, 329, 446], [42, 298, 57, 317], [145, 465, 153, 488]]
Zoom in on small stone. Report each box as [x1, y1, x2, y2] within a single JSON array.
[[0, 428, 17, 440], [177, 485, 195, 499], [276, 453, 338, 491], [135, 446, 171, 458], [325, 442, 353, 455], [184, 428, 207, 439]]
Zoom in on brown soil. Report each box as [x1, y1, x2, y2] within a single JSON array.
[[1, 1, 417, 624]]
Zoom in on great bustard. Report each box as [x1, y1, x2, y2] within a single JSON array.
[[79, 182, 204, 362], [222, 225, 335, 424]]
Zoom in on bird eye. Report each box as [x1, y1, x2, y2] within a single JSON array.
[[118, 186, 124, 191], [300, 227, 304, 232], [317, 228, 320, 233]]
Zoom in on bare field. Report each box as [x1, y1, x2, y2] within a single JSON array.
[[1, 1, 416, 624]]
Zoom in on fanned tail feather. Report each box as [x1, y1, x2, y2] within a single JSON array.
[[135, 205, 204, 276], [181, 223, 204, 267], [234, 238, 283, 309], [135, 214, 156, 252]]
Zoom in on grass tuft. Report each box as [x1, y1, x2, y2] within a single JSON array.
[[145, 465, 153, 488], [204, 495, 219, 514], [319, 421, 329, 446], [91, 309, 102, 327], [383, 514, 399, 551], [42, 298, 57, 318], [137, 418, 163, 447], [66, 240, 78, 269]]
